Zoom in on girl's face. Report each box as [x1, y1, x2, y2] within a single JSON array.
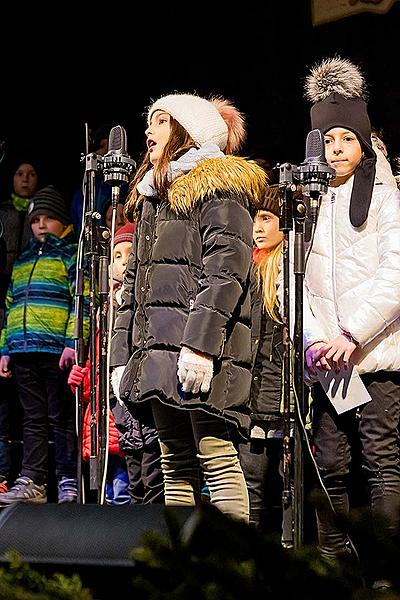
[[112, 241, 131, 282], [253, 210, 283, 251], [145, 111, 171, 165], [13, 163, 38, 198], [31, 215, 66, 242], [324, 127, 363, 186]]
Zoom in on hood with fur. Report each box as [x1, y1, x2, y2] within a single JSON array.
[[132, 156, 268, 216], [169, 156, 267, 214]]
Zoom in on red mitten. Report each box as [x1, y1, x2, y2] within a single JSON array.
[[68, 365, 88, 393]]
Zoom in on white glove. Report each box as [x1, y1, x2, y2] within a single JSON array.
[[177, 347, 214, 394], [111, 365, 126, 404]]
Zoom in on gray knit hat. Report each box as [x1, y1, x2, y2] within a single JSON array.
[[28, 185, 70, 225]]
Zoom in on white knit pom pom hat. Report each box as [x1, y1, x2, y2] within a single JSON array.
[[147, 93, 246, 153]]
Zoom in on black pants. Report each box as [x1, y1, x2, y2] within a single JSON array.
[[239, 437, 292, 540], [124, 441, 164, 504], [12, 352, 77, 486], [312, 371, 400, 565], [0, 377, 22, 481]]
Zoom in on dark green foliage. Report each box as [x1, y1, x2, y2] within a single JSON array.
[[1, 504, 399, 599], [129, 503, 400, 599], [0, 551, 93, 600]]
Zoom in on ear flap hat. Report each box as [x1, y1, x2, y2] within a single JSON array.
[[304, 56, 376, 227]]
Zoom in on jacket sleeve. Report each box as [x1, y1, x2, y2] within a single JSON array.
[[341, 187, 400, 347], [303, 283, 329, 349], [0, 281, 13, 356], [181, 196, 253, 358], [110, 224, 138, 367], [275, 233, 327, 348]]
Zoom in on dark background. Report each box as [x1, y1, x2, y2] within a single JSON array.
[[1, 3, 399, 202]]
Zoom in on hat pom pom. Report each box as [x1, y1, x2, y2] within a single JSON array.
[[304, 55, 367, 104], [210, 97, 246, 153]]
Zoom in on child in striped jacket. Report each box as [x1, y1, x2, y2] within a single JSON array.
[[0, 185, 88, 505]]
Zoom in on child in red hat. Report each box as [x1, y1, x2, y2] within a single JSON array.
[[68, 222, 163, 503]]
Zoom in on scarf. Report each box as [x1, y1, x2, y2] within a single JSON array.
[[136, 143, 224, 198], [252, 247, 269, 264], [11, 192, 30, 212]]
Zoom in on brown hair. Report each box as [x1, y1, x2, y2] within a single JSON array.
[[124, 118, 195, 222]]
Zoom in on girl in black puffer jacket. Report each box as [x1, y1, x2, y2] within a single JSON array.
[[110, 93, 267, 522], [239, 186, 287, 531]]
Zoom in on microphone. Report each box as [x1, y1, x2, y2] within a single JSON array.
[[102, 125, 136, 187], [298, 129, 336, 225]]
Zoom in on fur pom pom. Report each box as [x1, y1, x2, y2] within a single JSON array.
[[210, 97, 246, 154], [304, 56, 367, 104]]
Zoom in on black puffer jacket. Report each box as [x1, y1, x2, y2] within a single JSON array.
[[111, 156, 267, 436], [250, 271, 283, 426]]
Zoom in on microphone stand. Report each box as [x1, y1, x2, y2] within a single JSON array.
[[75, 125, 135, 505], [292, 192, 307, 550], [278, 164, 307, 550], [76, 151, 111, 504], [97, 224, 111, 504], [278, 165, 295, 550], [73, 180, 89, 504]]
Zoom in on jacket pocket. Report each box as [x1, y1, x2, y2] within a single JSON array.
[[119, 350, 141, 400]]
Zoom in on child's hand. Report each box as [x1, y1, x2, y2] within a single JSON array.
[[177, 347, 214, 394], [111, 366, 126, 403], [305, 341, 331, 375], [68, 364, 88, 393], [0, 355, 12, 379], [59, 347, 75, 370], [321, 334, 357, 372]]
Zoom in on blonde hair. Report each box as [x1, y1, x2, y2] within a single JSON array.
[[254, 241, 283, 322]]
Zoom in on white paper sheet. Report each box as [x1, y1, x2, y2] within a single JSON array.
[[317, 364, 372, 415]]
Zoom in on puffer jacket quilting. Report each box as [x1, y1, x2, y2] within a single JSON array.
[[111, 156, 267, 434], [304, 176, 400, 374]]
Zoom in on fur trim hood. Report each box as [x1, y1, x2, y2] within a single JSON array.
[[132, 156, 268, 216], [168, 156, 267, 214]]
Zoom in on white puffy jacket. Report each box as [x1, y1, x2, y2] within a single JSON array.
[[304, 175, 400, 374]]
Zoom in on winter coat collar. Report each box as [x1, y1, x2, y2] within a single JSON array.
[[24, 225, 76, 253], [137, 143, 224, 198], [167, 155, 267, 215]]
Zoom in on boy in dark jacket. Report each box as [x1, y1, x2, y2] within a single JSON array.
[[0, 185, 87, 505]]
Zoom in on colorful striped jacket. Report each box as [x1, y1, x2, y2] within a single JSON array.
[[0, 226, 87, 355]]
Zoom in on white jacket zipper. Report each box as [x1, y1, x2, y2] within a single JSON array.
[[330, 191, 340, 325]]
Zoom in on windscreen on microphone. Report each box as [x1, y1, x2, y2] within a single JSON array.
[[103, 125, 136, 187], [298, 128, 336, 226], [299, 128, 335, 200], [305, 128, 325, 162], [108, 125, 127, 154]]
